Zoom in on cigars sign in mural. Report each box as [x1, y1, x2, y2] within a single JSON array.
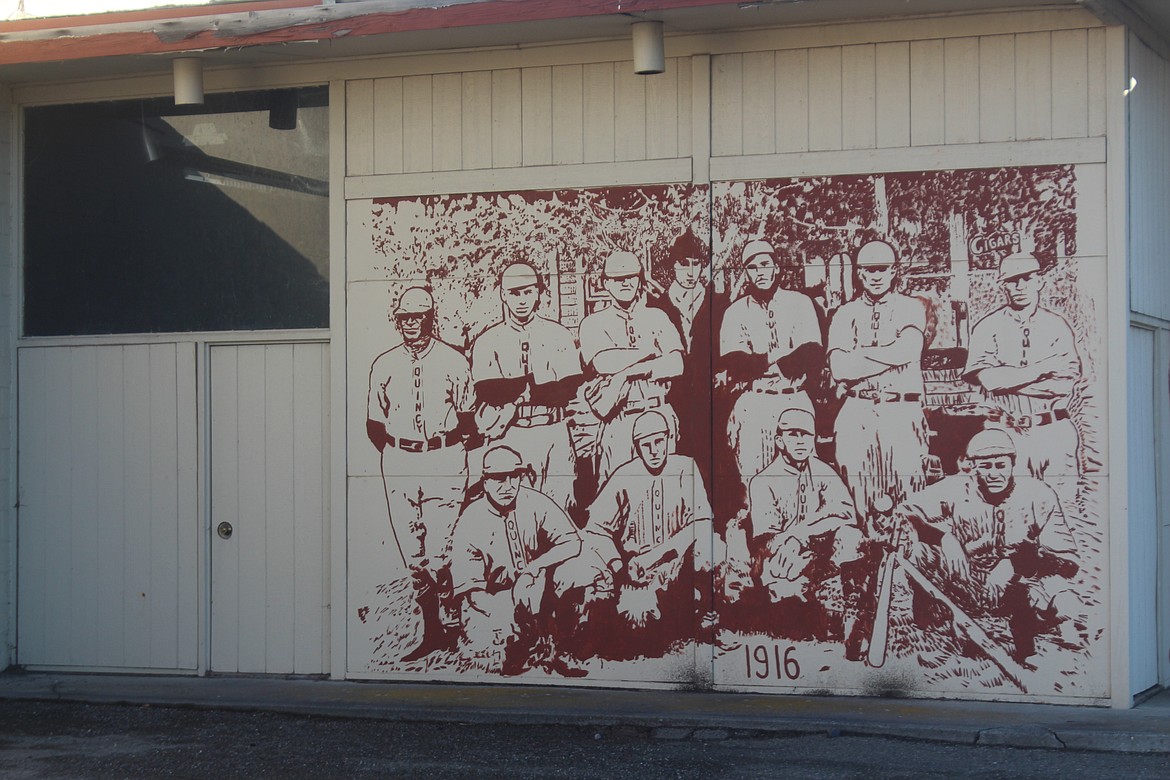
[[346, 164, 1108, 700]]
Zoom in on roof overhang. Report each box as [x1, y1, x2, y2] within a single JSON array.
[[0, 0, 1155, 86]]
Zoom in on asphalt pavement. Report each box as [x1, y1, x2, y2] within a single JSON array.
[[0, 671, 1166, 755]]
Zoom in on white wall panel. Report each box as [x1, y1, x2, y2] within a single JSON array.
[[1015, 32, 1053, 140], [741, 51, 775, 156], [345, 79, 374, 177], [17, 344, 198, 670], [716, 28, 1104, 160], [1127, 326, 1159, 694], [909, 39, 945, 147], [1128, 35, 1170, 321], [210, 343, 329, 675], [461, 70, 493, 170], [841, 44, 876, 150], [348, 58, 695, 175], [579, 62, 613, 163], [808, 47, 843, 152], [776, 48, 810, 153], [373, 77, 405, 175], [522, 66, 554, 166], [551, 64, 584, 165]]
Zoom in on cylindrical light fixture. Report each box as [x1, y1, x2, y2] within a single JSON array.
[[173, 57, 204, 105], [632, 21, 665, 75]]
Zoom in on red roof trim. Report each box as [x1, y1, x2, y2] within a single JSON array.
[[0, 1, 319, 33], [0, 0, 739, 66]]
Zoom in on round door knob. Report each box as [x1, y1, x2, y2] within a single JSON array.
[[217, 521, 233, 540]]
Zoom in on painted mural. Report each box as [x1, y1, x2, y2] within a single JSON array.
[[347, 166, 1108, 700]]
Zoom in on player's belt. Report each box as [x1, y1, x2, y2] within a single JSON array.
[[845, 389, 922, 403], [513, 404, 564, 427], [986, 408, 1071, 429], [751, 386, 802, 396], [621, 397, 663, 416], [386, 430, 462, 453]]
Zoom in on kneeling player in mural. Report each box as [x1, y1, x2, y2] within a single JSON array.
[[721, 407, 871, 654], [447, 445, 594, 676], [470, 262, 584, 511], [366, 286, 474, 661], [574, 411, 713, 660], [870, 429, 1083, 691]]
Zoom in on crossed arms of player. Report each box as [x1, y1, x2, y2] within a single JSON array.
[[828, 321, 924, 384]]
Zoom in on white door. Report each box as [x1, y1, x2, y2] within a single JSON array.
[[17, 344, 199, 670], [209, 343, 330, 674]]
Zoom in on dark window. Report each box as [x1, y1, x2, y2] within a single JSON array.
[[23, 87, 329, 336]]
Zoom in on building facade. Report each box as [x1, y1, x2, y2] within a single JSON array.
[[1, 0, 1168, 707]]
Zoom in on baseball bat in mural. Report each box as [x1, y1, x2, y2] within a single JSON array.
[[347, 166, 1105, 699]]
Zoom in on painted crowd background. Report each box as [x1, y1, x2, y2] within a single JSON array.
[[346, 165, 1109, 699]]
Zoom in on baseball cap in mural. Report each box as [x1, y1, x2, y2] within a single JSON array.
[[603, 251, 642, 279], [501, 262, 541, 290], [997, 251, 1042, 282], [741, 238, 776, 265], [966, 428, 1016, 459], [856, 239, 897, 267], [632, 410, 670, 442], [395, 286, 434, 314], [777, 407, 816, 435], [482, 445, 526, 477]]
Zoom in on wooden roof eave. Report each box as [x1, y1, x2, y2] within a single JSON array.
[[0, 0, 740, 66]]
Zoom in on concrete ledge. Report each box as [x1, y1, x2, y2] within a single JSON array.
[[1, 673, 1167, 755]]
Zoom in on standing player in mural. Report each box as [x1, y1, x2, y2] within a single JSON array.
[[963, 252, 1082, 509], [366, 286, 474, 661], [827, 239, 929, 515], [579, 411, 713, 658], [724, 407, 867, 647], [647, 230, 729, 499], [448, 445, 590, 677], [887, 429, 1081, 670], [470, 262, 584, 510], [579, 251, 684, 484], [718, 240, 823, 488]]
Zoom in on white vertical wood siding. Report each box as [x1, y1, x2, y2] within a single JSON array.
[[346, 60, 693, 175], [1127, 325, 1159, 695], [210, 343, 329, 675], [17, 344, 198, 670], [711, 29, 1105, 158], [1127, 35, 1170, 321]]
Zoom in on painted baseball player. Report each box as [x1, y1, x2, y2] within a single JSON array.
[[963, 252, 1081, 509], [470, 262, 584, 510], [736, 408, 862, 601], [828, 239, 929, 514], [447, 445, 588, 677], [366, 286, 474, 660], [576, 411, 712, 657], [719, 407, 867, 647], [895, 429, 1081, 664], [578, 251, 684, 484], [647, 230, 729, 499], [719, 239, 823, 486]]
